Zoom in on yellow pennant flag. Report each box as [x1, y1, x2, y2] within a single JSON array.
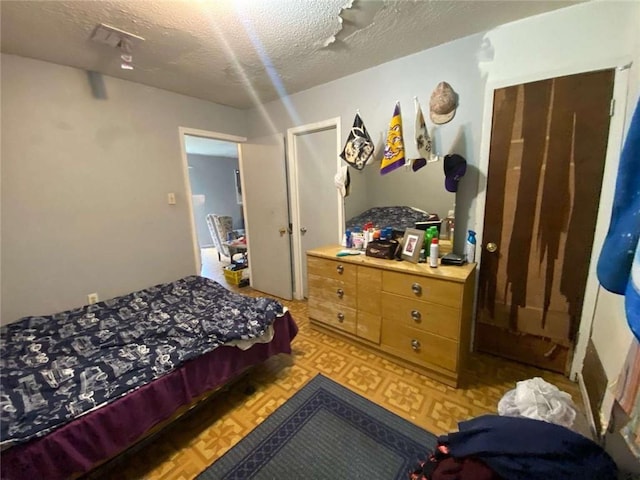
[[380, 102, 405, 175]]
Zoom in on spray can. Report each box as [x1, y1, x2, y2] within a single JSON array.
[[429, 238, 439, 268], [465, 230, 476, 263]]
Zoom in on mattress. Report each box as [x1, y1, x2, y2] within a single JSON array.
[[0, 277, 298, 480]]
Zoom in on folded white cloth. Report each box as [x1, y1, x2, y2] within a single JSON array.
[[334, 165, 350, 197]]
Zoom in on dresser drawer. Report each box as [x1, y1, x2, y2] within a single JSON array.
[[382, 271, 462, 308], [307, 256, 357, 283], [357, 311, 381, 344], [357, 266, 382, 315], [381, 293, 460, 340], [308, 274, 357, 309], [380, 322, 458, 372], [308, 298, 357, 335]]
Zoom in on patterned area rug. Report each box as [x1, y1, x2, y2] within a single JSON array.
[[198, 374, 437, 480]]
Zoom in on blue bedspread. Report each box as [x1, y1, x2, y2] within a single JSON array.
[[0, 276, 284, 447], [346, 206, 434, 232]]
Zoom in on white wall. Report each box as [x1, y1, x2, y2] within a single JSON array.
[[247, 0, 640, 406], [248, 32, 486, 252], [1, 54, 247, 324], [187, 153, 243, 248]]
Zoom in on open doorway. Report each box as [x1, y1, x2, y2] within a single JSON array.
[[178, 128, 248, 287]]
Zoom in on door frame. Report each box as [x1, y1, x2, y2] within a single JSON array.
[[474, 62, 631, 381], [287, 117, 342, 300], [178, 127, 248, 274]]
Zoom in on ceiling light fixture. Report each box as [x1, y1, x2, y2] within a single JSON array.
[[90, 23, 144, 71], [119, 38, 134, 70]]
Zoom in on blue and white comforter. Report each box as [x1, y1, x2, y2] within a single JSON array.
[[0, 276, 284, 447]]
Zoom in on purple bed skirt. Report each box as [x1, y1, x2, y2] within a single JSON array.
[[1, 312, 298, 480]]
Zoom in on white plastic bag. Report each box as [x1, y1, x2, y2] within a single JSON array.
[[497, 377, 577, 429]]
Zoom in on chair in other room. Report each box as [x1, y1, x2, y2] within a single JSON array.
[[206, 214, 240, 261]]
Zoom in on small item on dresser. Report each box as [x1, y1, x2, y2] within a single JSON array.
[[465, 230, 477, 263], [353, 234, 365, 250], [336, 249, 363, 257], [441, 252, 465, 266], [401, 228, 424, 263], [365, 239, 400, 259], [429, 238, 439, 268]]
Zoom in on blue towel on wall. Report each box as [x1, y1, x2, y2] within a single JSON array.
[[626, 242, 640, 340], [597, 98, 640, 341]]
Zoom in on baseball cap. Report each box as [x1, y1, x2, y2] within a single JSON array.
[[444, 154, 467, 192], [430, 82, 458, 125]]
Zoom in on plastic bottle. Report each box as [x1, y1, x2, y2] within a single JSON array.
[[424, 228, 434, 255], [465, 230, 476, 263], [429, 226, 439, 247], [443, 209, 455, 240], [345, 229, 352, 249], [429, 238, 439, 268]]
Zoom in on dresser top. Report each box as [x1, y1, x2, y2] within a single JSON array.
[[307, 245, 475, 283]]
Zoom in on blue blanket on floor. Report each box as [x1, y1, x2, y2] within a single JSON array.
[[441, 415, 617, 480]]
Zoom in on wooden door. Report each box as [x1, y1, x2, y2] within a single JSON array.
[[476, 70, 614, 373], [239, 134, 293, 300]]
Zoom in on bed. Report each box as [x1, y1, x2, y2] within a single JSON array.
[[345, 206, 438, 233], [0, 276, 298, 480]]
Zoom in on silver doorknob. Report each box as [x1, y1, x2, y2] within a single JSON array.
[[486, 242, 498, 253], [411, 283, 422, 295], [411, 339, 421, 351], [337, 288, 344, 298], [411, 310, 421, 322], [336, 265, 344, 274], [300, 227, 307, 235], [337, 312, 345, 323]]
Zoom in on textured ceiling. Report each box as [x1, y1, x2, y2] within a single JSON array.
[[1, 0, 582, 109]]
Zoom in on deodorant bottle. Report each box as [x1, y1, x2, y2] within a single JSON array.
[[465, 230, 476, 263], [429, 239, 439, 268]]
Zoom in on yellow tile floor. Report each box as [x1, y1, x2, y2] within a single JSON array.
[[89, 273, 580, 479]]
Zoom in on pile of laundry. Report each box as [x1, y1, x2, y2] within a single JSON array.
[[409, 414, 617, 480]]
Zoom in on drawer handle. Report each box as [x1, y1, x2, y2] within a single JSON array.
[[411, 310, 421, 322], [337, 288, 344, 298], [336, 264, 344, 274], [411, 283, 422, 295], [411, 339, 421, 351], [337, 312, 345, 323]]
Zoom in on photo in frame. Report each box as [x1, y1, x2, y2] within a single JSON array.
[[401, 228, 424, 263]]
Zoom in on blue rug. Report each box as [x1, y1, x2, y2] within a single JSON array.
[[198, 374, 437, 479]]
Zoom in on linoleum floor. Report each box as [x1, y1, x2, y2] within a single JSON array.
[[91, 247, 581, 479]]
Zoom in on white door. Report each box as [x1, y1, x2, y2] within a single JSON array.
[[288, 119, 342, 298], [239, 135, 293, 300]]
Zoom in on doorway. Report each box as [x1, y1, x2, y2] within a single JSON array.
[[287, 118, 342, 299], [178, 128, 247, 280], [475, 69, 615, 374]]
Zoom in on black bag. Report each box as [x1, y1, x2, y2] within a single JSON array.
[[366, 239, 400, 260]]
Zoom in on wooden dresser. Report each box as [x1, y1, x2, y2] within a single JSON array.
[[307, 245, 476, 387]]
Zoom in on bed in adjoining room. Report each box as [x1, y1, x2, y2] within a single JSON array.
[[345, 205, 438, 234], [0, 275, 298, 480]]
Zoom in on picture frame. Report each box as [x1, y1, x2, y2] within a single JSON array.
[[401, 228, 424, 263]]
